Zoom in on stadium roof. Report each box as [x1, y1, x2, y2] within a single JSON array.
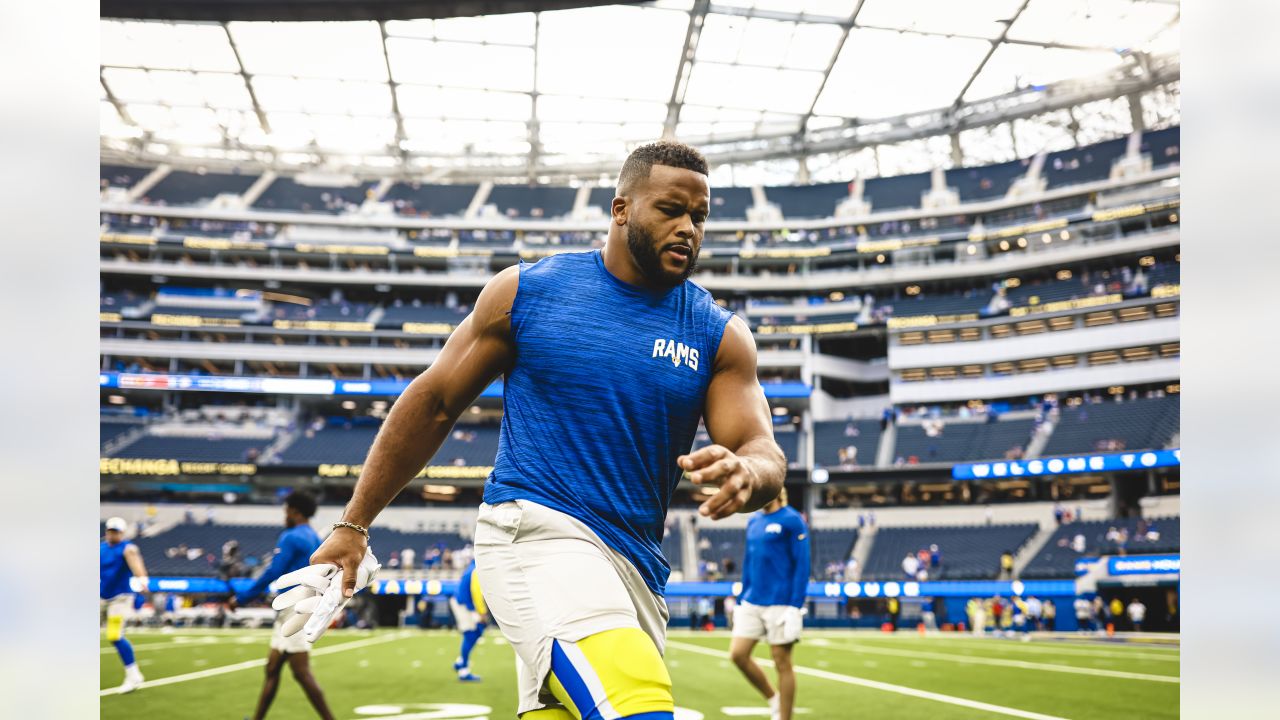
[[100, 0, 1180, 185]]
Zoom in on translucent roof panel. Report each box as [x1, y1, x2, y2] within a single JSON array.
[[714, 0, 860, 19], [228, 22, 387, 81], [1072, 97, 1134, 145], [815, 29, 991, 118], [252, 77, 392, 116], [385, 13, 536, 45], [386, 38, 535, 93], [963, 45, 1124, 101], [101, 21, 239, 72], [101, 68, 253, 111], [402, 119, 530, 155], [536, 5, 687, 101], [857, 0, 1027, 40], [875, 136, 954, 176], [537, 96, 667, 125], [685, 63, 825, 114], [959, 124, 1019, 165], [1009, 0, 1179, 50], [397, 86, 531, 122], [1012, 110, 1077, 155]]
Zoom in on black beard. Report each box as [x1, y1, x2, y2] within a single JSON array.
[[626, 223, 699, 287]]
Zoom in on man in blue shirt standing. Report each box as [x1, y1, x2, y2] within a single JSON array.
[[729, 488, 810, 720], [227, 492, 331, 720]]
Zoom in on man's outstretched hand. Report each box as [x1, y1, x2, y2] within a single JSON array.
[[678, 444, 759, 520]]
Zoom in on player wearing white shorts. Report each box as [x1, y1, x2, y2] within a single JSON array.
[[729, 488, 810, 720], [101, 516, 150, 693], [300, 141, 786, 720], [227, 492, 332, 720]]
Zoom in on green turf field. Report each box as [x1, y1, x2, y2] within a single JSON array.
[[101, 628, 1179, 719]]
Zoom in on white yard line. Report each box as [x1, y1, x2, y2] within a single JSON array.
[[825, 641, 1178, 683], [666, 640, 1070, 720], [100, 631, 414, 696], [868, 637, 1180, 662]]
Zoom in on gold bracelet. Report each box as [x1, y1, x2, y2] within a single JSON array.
[[332, 521, 369, 538]]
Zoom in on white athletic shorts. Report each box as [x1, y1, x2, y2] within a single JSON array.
[[474, 499, 670, 715], [102, 594, 134, 620], [732, 602, 803, 646], [450, 596, 483, 633], [270, 607, 315, 654]]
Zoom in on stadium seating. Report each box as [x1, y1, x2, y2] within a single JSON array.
[[101, 164, 151, 190], [1042, 395, 1180, 456], [1141, 126, 1180, 167], [946, 159, 1029, 202], [132, 522, 283, 577], [143, 170, 258, 206], [864, 172, 931, 211], [101, 419, 140, 449], [586, 187, 616, 215], [110, 435, 268, 463], [151, 306, 253, 321], [279, 421, 500, 466], [893, 418, 1035, 464], [377, 303, 470, 328], [813, 419, 883, 468], [862, 523, 1039, 580], [486, 185, 577, 219], [764, 181, 850, 219], [662, 525, 683, 575], [252, 178, 376, 214], [271, 300, 373, 323], [1044, 137, 1128, 189], [811, 527, 858, 577], [382, 182, 478, 217], [886, 291, 991, 319], [1021, 516, 1181, 579], [708, 187, 753, 220]]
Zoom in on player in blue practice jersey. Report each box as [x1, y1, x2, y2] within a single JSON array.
[[227, 492, 332, 720], [304, 140, 787, 720], [450, 559, 489, 681], [729, 488, 810, 720], [101, 516, 151, 693]]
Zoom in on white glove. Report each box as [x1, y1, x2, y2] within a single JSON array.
[[272, 547, 381, 643], [781, 605, 804, 638]]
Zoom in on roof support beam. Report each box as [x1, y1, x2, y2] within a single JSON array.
[[951, 0, 1031, 108], [797, 0, 863, 136], [99, 71, 137, 128], [222, 23, 271, 136], [664, 0, 711, 139], [379, 21, 408, 162]]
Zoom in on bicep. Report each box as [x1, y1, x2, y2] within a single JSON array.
[[703, 316, 774, 452], [413, 266, 518, 417]]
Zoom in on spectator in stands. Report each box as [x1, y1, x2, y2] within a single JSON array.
[[901, 552, 920, 580], [401, 547, 416, 571], [844, 556, 859, 581], [928, 545, 941, 573], [1128, 598, 1147, 632], [999, 550, 1015, 580], [1054, 503, 1066, 526], [1071, 532, 1087, 554]]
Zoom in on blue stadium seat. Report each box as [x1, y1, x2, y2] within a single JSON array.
[[1042, 396, 1180, 457], [144, 170, 258, 206], [813, 420, 882, 468], [764, 182, 850, 219], [252, 178, 376, 214], [383, 182, 478, 217], [1044, 137, 1128, 189], [101, 164, 151, 190], [487, 185, 577, 219], [863, 524, 1039, 581], [709, 187, 753, 220], [1021, 516, 1180, 579], [110, 435, 267, 463], [864, 172, 931, 211], [1140, 126, 1180, 168], [945, 160, 1029, 202]]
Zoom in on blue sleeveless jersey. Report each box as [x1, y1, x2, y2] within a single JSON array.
[[100, 540, 134, 600], [484, 249, 733, 595]]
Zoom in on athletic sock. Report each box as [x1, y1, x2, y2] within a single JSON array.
[[459, 627, 483, 666], [113, 638, 135, 667]]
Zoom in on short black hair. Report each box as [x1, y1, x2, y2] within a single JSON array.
[[285, 491, 317, 519], [617, 140, 709, 196]]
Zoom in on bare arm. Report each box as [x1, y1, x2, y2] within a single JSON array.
[[678, 315, 786, 519], [124, 544, 149, 591], [313, 266, 519, 594]]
